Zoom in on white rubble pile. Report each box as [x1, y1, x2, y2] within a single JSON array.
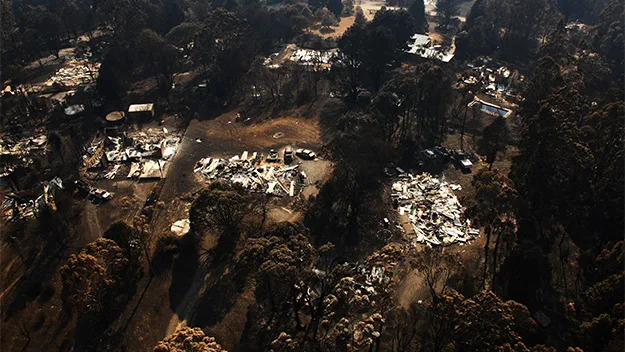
[[463, 57, 524, 102], [392, 173, 479, 246], [194, 152, 304, 197], [171, 219, 191, 236], [104, 130, 181, 163], [82, 128, 181, 180], [0, 134, 47, 156], [45, 60, 101, 87], [288, 48, 337, 65]]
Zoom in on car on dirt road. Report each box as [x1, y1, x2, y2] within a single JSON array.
[[88, 188, 112, 204], [434, 146, 450, 160], [423, 149, 436, 159], [295, 148, 316, 160]]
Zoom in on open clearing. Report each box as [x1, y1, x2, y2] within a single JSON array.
[[310, 15, 356, 39]]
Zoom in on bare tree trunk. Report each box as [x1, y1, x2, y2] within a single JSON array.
[[483, 226, 491, 290], [375, 319, 385, 352], [292, 290, 303, 330], [19, 324, 31, 352], [558, 232, 569, 299], [489, 129, 500, 170], [258, 194, 269, 232], [142, 239, 154, 278], [492, 228, 502, 289], [460, 107, 468, 151], [122, 275, 153, 332], [8, 236, 27, 263]]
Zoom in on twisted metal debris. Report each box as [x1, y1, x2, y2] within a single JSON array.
[[194, 153, 305, 197], [392, 173, 479, 246]]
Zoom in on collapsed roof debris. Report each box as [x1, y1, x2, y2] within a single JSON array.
[[82, 128, 181, 180], [462, 57, 524, 102], [1, 177, 63, 221], [406, 34, 455, 62], [132, 159, 167, 179], [0, 133, 47, 157], [391, 173, 479, 246], [99, 131, 180, 163], [0, 133, 48, 175], [288, 48, 337, 66], [263, 44, 337, 69], [194, 151, 308, 197], [44, 60, 101, 88]]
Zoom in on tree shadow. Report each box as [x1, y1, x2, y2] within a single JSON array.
[[317, 99, 348, 143], [151, 235, 182, 277], [74, 317, 127, 352], [186, 227, 246, 328], [240, 96, 318, 123], [238, 304, 264, 352], [168, 234, 200, 310], [2, 237, 67, 321], [189, 264, 246, 329]]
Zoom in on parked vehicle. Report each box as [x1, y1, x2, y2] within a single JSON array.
[[434, 146, 450, 160], [423, 149, 436, 159], [459, 158, 473, 171], [89, 188, 112, 201], [284, 146, 293, 163], [295, 148, 316, 160]]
